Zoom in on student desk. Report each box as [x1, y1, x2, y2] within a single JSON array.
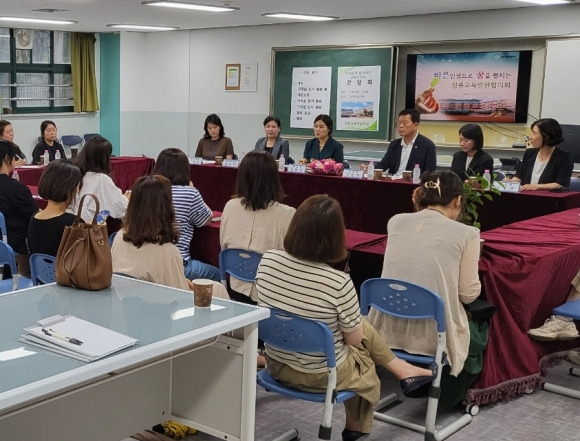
[[0, 275, 269, 441], [190, 164, 580, 233]]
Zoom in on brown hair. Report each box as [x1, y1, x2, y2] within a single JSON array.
[[415, 170, 464, 209], [152, 148, 191, 186], [284, 194, 346, 263], [236, 150, 285, 210], [38, 160, 81, 204], [122, 175, 180, 248]]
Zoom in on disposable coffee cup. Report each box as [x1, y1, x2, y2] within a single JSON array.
[[214, 156, 223, 166], [192, 278, 214, 308], [402, 171, 412, 182], [71, 146, 78, 159], [374, 169, 383, 180]]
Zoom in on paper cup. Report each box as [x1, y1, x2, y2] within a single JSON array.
[[214, 156, 223, 166], [402, 171, 412, 182], [374, 169, 383, 180], [192, 279, 213, 308]]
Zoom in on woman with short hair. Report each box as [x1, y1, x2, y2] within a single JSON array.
[[256, 194, 435, 441], [152, 148, 219, 281], [28, 160, 82, 256]]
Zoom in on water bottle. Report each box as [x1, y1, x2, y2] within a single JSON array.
[[367, 161, 375, 180], [55, 150, 61, 160], [278, 154, 285, 171], [43, 150, 49, 165], [412, 164, 421, 184], [12, 169, 19, 181], [483, 169, 491, 190]]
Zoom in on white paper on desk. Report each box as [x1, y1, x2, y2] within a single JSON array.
[[23, 315, 138, 362]]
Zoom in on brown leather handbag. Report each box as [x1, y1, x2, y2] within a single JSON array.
[[56, 193, 113, 290]]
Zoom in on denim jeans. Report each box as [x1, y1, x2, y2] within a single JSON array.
[[183, 258, 220, 282]]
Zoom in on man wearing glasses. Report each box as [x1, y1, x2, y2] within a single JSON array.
[[373, 109, 437, 176]]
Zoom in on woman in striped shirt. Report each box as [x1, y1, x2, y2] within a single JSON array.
[[256, 195, 435, 441]]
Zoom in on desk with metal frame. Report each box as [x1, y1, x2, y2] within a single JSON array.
[[0, 275, 269, 441]]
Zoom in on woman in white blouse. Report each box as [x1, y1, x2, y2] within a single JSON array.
[[71, 136, 130, 221]]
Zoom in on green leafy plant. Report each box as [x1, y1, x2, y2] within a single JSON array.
[[462, 173, 502, 229]]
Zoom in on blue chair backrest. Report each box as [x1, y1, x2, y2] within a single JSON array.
[[219, 248, 263, 283], [0, 211, 6, 242], [0, 240, 17, 274], [360, 278, 446, 332], [60, 135, 84, 148], [29, 253, 56, 285], [259, 308, 338, 368]]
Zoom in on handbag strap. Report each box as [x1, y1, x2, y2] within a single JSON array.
[[74, 193, 101, 225]]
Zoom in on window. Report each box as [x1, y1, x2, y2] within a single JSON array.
[[0, 28, 72, 114]]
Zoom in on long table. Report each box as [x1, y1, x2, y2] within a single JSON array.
[[190, 164, 580, 233], [16, 156, 155, 192], [0, 276, 269, 441], [467, 208, 580, 405]]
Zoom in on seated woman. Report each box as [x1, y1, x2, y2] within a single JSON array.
[[368, 171, 484, 409], [0, 120, 26, 166], [0, 140, 38, 276], [152, 148, 220, 281], [450, 123, 494, 180], [508, 118, 573, 191], [28, 160, 82, 256], [254, 116, 291, 162], [299, 114, 344, 165], [256, 194, 435, 441], [195, 113, 234, 160], [31, 120, 66, 164], [111, 175, 227, 297], [220, 150, 295, 304], [71, 135, 129, 221]]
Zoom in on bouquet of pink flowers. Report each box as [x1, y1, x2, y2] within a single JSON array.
[[307, 159, 344, 176]]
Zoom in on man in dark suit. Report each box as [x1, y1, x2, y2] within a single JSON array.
[[374, 109, 437, 175]]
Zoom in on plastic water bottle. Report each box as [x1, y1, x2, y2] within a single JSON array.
[[12, 169, 19, 181], [367, 161, 375, 180], [43, 150, 49, 165], [412, 164, 421, 184], [278, 154, 285, 171], [55, 150, 61, 160], [483, 169, 491, 190]]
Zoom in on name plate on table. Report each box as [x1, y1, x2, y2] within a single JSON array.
[[342, 169, 364, 179], [222, 159, 240, 168], [286, 165, 307, 174], [493, 181, 520, 193], [189, 157, 203, 165]]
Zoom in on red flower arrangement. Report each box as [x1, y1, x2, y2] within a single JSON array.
[[307, 159, 344, 176]]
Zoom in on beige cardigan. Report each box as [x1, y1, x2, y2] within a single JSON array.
[[220, 198, 295, 301], [368, 209, 481, 376]]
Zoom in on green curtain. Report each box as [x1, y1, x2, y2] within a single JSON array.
[[70, 33, 99, 112]]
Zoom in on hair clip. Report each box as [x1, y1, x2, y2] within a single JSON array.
[[424, 178, 442, 198]]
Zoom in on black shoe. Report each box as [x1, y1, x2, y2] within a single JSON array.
[[342, 429, 368, 441], [400, 362, 438, 398]]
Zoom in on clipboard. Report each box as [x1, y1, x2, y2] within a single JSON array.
[[20, 315, 138, 362]]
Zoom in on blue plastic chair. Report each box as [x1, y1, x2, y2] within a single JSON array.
[[218, 248, 263, 288], [360, 278, 474, 441], [29, 253, 56, 285], [541, 299, 580, 399], [0, 241, 33, 293], [0, 211, 6, 242], [257, 308, 357, 440]]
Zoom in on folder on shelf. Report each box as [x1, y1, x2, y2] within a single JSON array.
[[20, 314, 138, 362]]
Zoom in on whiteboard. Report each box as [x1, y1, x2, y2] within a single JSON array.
[[542, 39, 580, 124]]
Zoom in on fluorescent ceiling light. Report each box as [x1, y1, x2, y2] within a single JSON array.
[[515, 0, 571, 4], [262, 12, 338, 22], [0, 17, 76, 25], [142, 1, 238, 12], [107, 24, 179, 31]]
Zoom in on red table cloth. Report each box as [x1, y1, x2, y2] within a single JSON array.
[[190, 164, 580, 233]]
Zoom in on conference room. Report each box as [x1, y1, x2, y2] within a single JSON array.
[[1, 1, 580, 441]]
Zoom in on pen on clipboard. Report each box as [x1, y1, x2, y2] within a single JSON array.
[[42, 328, 83, 345]]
